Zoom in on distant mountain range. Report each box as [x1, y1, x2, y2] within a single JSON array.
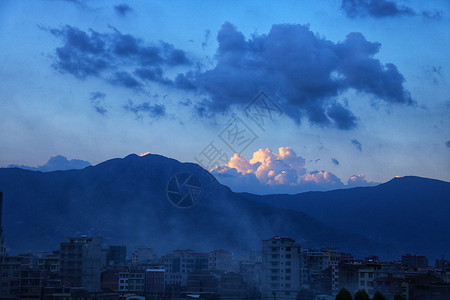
[[7, 155, 91, 172], [0, 154, 448, 261]]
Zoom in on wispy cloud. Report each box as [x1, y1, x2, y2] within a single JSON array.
[[351, 139, 363, 151], [331, 158, 340, 166], [341, 0, 415, 18], [123, 99, 166, 119], [89, 91, 107, 115], [114, 4, 132, 16], [341, 0, 444, 20]]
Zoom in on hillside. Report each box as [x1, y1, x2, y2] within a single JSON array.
[[240, 176, 450, 260], [0, 154, 381, 257]]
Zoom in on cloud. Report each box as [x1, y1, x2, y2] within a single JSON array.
[[341, 0, 444, 20], [446, 141, 450, 148], [89, 91, 107, 115], [123, 99, 166, 119], [47, 25, 190, 85], [202, 29, 211, 50], [351, 139, 362, 151], [347, 173, 377, 187], [211, 147, 347, 194], [422, 10, 443, 20], [114, 4, 132, 16], [8, 155, 91, 172], [179, 22, 412, 129], [331, 158, 340, 165], [110, 71, 141, 89], [341, 0, 415, 18], [135, 67, 172, 85]]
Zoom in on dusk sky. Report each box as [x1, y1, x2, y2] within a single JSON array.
[[1, 0, 449, 194]]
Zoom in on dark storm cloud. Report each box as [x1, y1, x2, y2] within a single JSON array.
[[331, 158, 340, 166], [114, 4, 132, 16], [341, 0, 415, 18], [180, 22, 412, 129], [89, 92, 107, 115], [48, 25, 190, 83], [351, 139, 362, 151], [123, 99, 166, 118]]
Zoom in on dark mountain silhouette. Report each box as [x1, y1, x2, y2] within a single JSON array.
[[0, 154, 447, 260], [240, 176, 450, 260]]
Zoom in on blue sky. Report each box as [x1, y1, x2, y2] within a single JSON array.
[[0, 0, 449, 193]]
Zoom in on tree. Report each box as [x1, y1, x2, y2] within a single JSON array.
[[372, 291, 387, 300], [335, 288, 352, 300], [394, 294, 404, 300], [354, 289, 370, 300]]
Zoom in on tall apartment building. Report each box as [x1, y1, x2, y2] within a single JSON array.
[[59, 236, 103, 292], [0, 254, 32, 297], [262, 236, 301, 300], [208, 249, 233, 272], [163, 249, 208, 286], [300, 247, 340, 296]]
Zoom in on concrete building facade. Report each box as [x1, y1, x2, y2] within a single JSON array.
[[262, 236, 301, 300]]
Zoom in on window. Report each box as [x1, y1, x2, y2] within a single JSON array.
[[361, 281, 365, 286]]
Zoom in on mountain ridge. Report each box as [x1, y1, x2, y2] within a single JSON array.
[[0, 154, 448, 260]]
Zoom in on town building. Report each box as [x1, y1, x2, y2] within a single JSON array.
[[163, 249, 208, 287], [106, 245, 127, 266], [145, 268, 165, 299], [402, 254, 429, 269], [261, 236, 301, 299], [208, 249, 233, 272], [59, 236, 103, 292]]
